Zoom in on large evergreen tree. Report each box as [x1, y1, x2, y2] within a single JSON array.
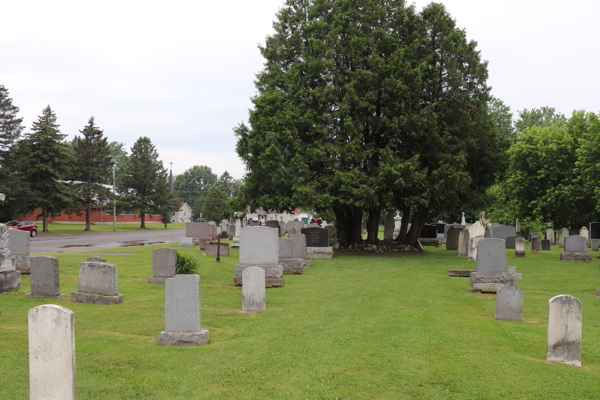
[[173, 165, 218, 219], [0, 85, 25, 220], [235, 0, 506, 247], [71, 117, 114, 231], [117, 136, 171, 228], [20, 105, 74, 232], [203, 185, 230, 223]]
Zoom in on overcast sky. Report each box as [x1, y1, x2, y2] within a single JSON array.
[[3, 0, 599, 180]]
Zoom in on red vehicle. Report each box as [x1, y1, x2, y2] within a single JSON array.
[[5, 220, 37, 237]]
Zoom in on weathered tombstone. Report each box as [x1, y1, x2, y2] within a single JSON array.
[[288, 226, 298, 236], [287, 221, 304, 231], [591, 239, 600, 252], [458, 230, 470, 257], [301, 227, 332, 259], [205, 241, 229, 256], [514, 237, 526, 257], [278, 237, 304, 274], [26, 256, 64, 298], [547, 295, 582, 366], [234, 227, 283, 287], [149, 248, 177, 284], [467, 236, 483, 261], [231, 212, 243, 248], [71, 262, 124, 304], [467, 221, 485, 239], [541, 239, 551, 251], [28, 305, 76, 400], [531, 236, 541, 253], [8, 229, 30, 273], [515, 218, 521, 235], [490, 225, 517, 241], [560, 236, 592, 261], [546, 228, 556, 245], [87, 256, 107, 262], [446, 226, 462, 250], [394, 213, 402, 235], [185, 221, 211, 238], [266, 220, 281, 236], [0, 224, 20, 293], [384, 211, 395, 240], [159, 274, 209, 346], [470, 238, 519, 292], [505, 236, 516, 249], [579, 226, 589, 239], [559, 228, 569, 248], [290, 233, 307, 259], [242, 267, 265, 312], [180, 237, 194, 247], [496, 266, 524, 321]]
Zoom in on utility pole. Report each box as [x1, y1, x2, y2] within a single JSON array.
[[113, 164, 117, 232]]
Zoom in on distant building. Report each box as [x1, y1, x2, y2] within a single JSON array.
[[171, 203, 192, 223]]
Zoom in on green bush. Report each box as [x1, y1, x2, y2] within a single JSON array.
[[175, 252, 198, 274]]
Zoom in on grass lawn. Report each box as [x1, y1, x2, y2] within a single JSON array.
[[36, 222, 185, 235], [2, 242, 600, 399]]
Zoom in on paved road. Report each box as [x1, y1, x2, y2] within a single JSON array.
[[30, 229, 185, 254]]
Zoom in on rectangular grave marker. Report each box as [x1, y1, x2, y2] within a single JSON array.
[[548, 295, 582, 366]]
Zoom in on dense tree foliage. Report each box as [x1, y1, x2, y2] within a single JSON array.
[[202, 185, 230, 223], [235, 0, 507, 246], [173, 165, 218, 219], [117, 136, 174, 228], [19, 106, 75, 232], [71, 117, 114, 231]]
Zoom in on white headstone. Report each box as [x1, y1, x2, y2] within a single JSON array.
[[467, 221, 485, 239], [461, 212, 466, 225], [28, 304, 76, 400], [242, 267, 265, 311], [547, 295, 582, 366]]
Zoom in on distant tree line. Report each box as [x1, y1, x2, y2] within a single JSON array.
[[0, 84, 179, 231]]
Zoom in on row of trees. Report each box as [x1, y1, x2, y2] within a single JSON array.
[[0, 85, 178, 231], [235, 1, 509, 247]]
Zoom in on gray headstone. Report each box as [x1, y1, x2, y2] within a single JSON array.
[[496, 266, 524, 321], [547, 295, 582, 366], [515, 237, 526, 257], [591, 239, 600, 252], [301, 227, 329, 247], [266, 220, 281, 236], [541, 239, 551, 251], [164, 274, 201, 332], [475, 239, 507, 272], [290, 233, 307, 259], [29, 256, 62, 297], [205, 242, 229, 256], [77, 262, 119, 296], [531, 236, 541, 253], [151, 248, 177, 281], [559, 228, 569, 248], [242, 267, 265, 312], [180, 237, 194, 247], [564, 236, 587, 253], [458, 230, 470, 257], [446, 226, 462, 250], [468, 236, 483, 261], [505, 236, 516, 249], [547, 229, 556, 245], [8, 229, 30, 255], [240, 227, 279, 265], [28, 305, 76, 400], [279, 237, 294, 259], [185, 222, 211, 237], [288, 227, 298, 236], [490, 225, 517, 241]]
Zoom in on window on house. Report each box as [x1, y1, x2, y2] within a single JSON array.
[[172, 212, 175, 216], [184, 212, 186, 216]]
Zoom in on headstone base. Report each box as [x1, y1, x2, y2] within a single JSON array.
[[15, 255, 31, 274], [25, 292, 65, 298], [0, 270, 21, 293], [560, 252, 592, 262], [306, 247, 333, 259], [179, 238, 195, 248], [148, 276, 172, 284], [303, 260, 312, 267], [470, 271, 521, 293], [515, 252, 526, 258], [159, 330, 209, 346], [0, 255, 16, 271], [447, 269, 474, 277], [71, 291, 124, 304], [234, 264, 284, 287], [596, 288, 600, 296], [280, 259, 304, 275], [418, 238, 440, 247], [231, 237, 240, 248]]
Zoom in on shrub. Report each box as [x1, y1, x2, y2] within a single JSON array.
[[175, 252, 198, 274]]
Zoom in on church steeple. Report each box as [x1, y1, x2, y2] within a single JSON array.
[[168, 162, 173, 192]]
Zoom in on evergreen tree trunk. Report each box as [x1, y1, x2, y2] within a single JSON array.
[[42, 204, 48, 233], [405, 207, 429, 246], [334, 205, 363, 247], [85, 206, 91, 231], [140, 211, 146, 229], [366, 206, 382, 244]]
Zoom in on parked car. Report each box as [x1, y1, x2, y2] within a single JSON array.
[[6, 220, 37, 237]]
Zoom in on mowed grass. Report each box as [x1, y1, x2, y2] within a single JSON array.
[[36, 222, 185, 235], [2, 242, 600, 399]]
